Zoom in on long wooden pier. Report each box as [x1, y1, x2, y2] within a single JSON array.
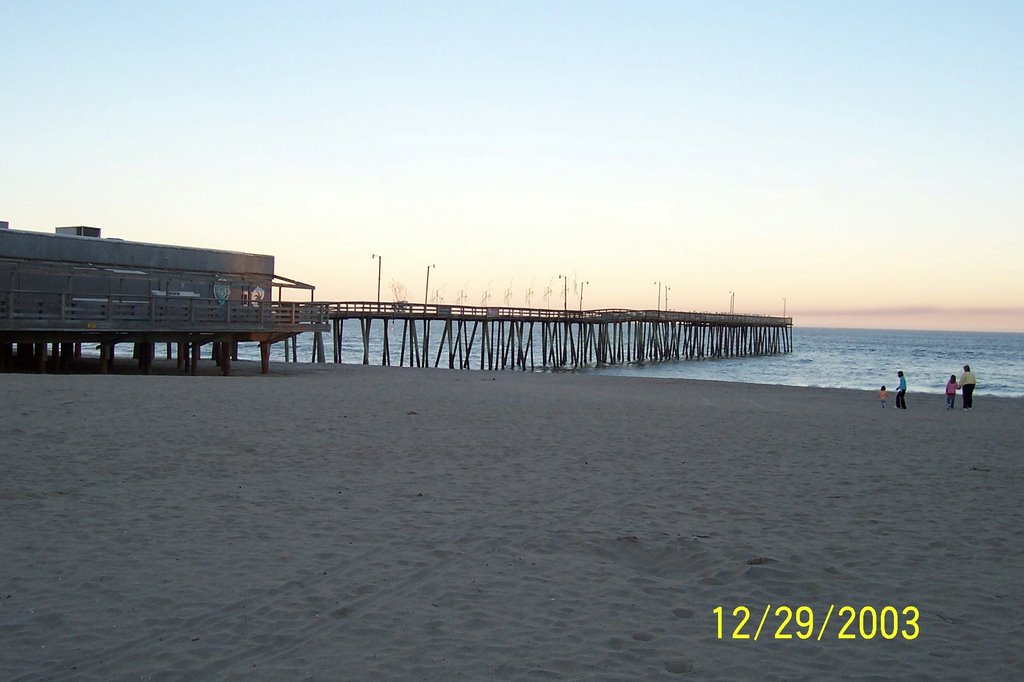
[[320, 302, 792, 370]]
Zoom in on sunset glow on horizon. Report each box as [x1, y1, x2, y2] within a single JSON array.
[[2, 2, 1022, 333]]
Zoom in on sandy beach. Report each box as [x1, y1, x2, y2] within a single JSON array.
[[2, 363, 1022, 680]]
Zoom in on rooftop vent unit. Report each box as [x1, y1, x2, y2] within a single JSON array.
[[55, 226, 102, 238]]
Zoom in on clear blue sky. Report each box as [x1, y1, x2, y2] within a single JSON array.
[[2, 1, 1022, 330]]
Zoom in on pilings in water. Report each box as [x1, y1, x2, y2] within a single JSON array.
[[322, 303, 793, 370]]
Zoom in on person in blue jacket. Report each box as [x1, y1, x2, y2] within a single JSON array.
[[895, 370, 908, 409]]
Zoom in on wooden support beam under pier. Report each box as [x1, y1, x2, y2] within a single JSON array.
[[324, 303, 792, 371]]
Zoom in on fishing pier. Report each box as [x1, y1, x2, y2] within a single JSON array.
[[318, 302, 793, 370], [1, 225, 791, 376]]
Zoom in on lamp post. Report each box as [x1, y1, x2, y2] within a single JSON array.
[[371, 254, 382, 304], [558, 274, 568, 313], [782, 297, 787, 317], [665, 286, 671, 312], [424, 264, 435, 307], [654, 281, 662, 310], [729, 291, 735, 314], [579, 280, 589, 311], [423, 264, 435, 366]]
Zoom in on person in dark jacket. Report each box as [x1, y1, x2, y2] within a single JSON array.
[[895, 370, 908, 410], [958, 365, 977, 410]]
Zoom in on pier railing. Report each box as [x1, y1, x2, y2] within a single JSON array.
[[323, 301, 791, 326], [0, 289, 329, 333], [316, 300, 793, 370]]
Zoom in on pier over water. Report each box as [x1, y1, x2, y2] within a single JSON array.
[[317, 302, 793, 371]]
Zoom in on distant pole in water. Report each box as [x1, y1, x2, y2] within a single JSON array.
[[372, 254, 383, 304], [654, 281, 662, 310]]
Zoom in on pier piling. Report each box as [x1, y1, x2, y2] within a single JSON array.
[[323, 302, 792, 370]]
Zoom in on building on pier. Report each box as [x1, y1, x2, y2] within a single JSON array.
[[0, 222, 327, 374]]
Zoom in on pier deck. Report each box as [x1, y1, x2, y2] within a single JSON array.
[[321, 302, 793, 370], [0, 226, 327, 375], [0, 289, 328, 375]]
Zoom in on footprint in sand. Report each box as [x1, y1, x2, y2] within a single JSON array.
[[671, 607, 694, 619], [664, 658, 694, 674], [606, 637, 627, 650]]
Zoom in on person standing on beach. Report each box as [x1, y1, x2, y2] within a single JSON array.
[[879, 385, 888, 408], [958, 365, 977, 410], [895, 371, 908, 409], [945, 374, 958, 410]]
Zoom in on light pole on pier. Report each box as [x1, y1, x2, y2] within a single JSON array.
[[371, 254, 383, 304], [424, 264, 435, 307], [654, 281, 662, 310], [665, 286, 671, 312], [579, 280, 589, 311], [558, 275, 568, 313], [423, 264, 435, 366], [729, 291, 735, 314], [783, 297, 787, 317]]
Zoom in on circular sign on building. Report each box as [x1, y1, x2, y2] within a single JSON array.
[[213, 283, 230, 305]]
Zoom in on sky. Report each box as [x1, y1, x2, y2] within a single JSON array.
[[2, 1, 1022, 332]]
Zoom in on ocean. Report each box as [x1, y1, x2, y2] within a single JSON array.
[[241, 324, 1024, 398]]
